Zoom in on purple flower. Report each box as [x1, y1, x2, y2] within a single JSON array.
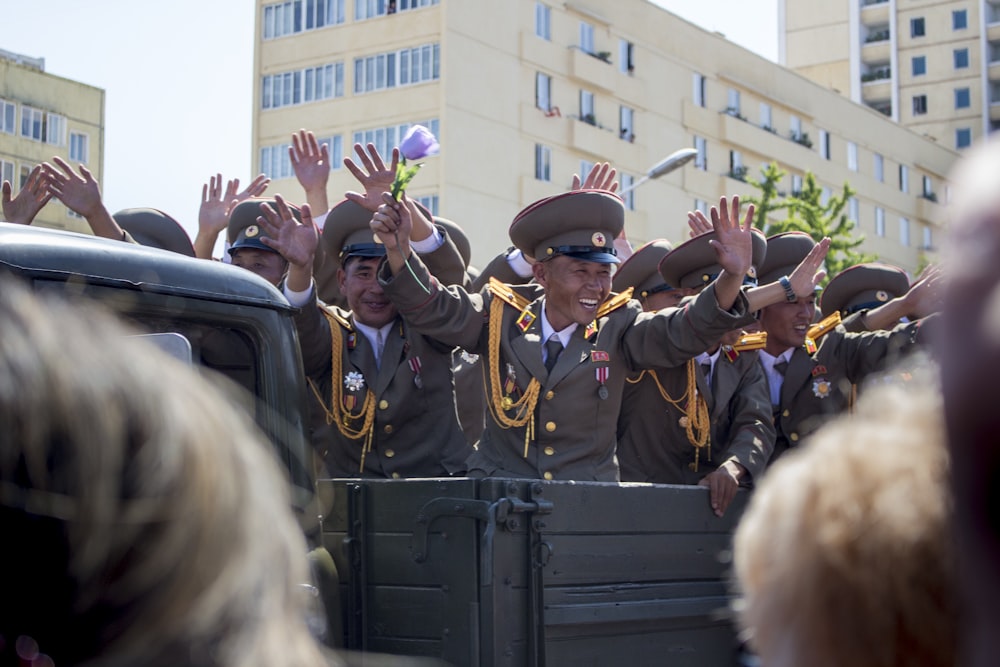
[[398, 125, 439, 161]]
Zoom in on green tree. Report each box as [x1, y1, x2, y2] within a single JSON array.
[[744, 162, 876, 281]]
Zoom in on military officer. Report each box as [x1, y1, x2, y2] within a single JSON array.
[[370, 188, 764, 482], [821, 262, 942, 332], [757, 232, 937, 462], [224, 198, 297, 287], [258, 195, 470, 478], [615, 232, 775, 515]]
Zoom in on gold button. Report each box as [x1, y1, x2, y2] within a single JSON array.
[[543, 471, 553, 480], [391, 472, 400, 479], [790, 432, 799, 442], [782, 409, 790, 418], [544, 446, 555, 456], [545, 391, 555, 400], [385, 449, 395, 458], [545, 421, 556, 432], [384, 424, 393, 434], [379, 399, 389, 410]]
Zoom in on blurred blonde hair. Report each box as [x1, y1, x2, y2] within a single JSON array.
[[733, 365, 956, 667], [0, 279, 335, 667]]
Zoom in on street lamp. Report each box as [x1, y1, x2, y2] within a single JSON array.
[[619, 147, 699, 195]]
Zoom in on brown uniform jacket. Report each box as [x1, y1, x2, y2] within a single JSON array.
[[380, 254, 756, 481], [617, 349, 775, 485], [769, 316, 935, 462]]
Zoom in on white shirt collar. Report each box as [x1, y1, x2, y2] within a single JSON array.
[[353, 318, 395, 357], [540, 302, 578, 346]]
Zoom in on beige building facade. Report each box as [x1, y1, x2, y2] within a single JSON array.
[[781, 0, 1000, 151], [0, 48, 105, 234], [252, 0, 957, 273]]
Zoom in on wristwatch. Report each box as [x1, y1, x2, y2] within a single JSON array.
[[778, 275, 797, 302]]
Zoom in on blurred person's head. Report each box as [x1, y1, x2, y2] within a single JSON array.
[[733, 366, 956, 667], [0, 278, 332, 667]]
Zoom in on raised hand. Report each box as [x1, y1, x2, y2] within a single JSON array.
[[289, 130, 329, 217], [2, 164, 51, 225], [198, 173, 238, 239], [708, 195, 754, 278], [42, 156, 103, 219], [234, 173, 270, 202], [902, 263, 943, 318], [787, 237, 830, 298], [256, 195, 317, 269], [571, 161, 619, 192], [687, 209, 713, 238], [345, 143, 399, 212]]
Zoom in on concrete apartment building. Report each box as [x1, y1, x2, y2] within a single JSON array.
[[0, 48, 105, 234], [780, 0, 1000, 151], [252, 0, 958, 273]]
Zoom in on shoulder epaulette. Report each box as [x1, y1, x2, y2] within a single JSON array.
[[597, 287, 634, 318], [488, 277, 531, 311], [319, 303, 353, 331], [807, 311, 842, 342], [733, 331, 768, 352]]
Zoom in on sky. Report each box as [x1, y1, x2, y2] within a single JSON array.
[[0, 0, 778, 246]]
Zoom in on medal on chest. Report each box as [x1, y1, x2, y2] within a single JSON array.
[[408, 356, 423, 389]]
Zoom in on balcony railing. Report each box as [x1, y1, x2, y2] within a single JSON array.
[[861, 67, 892, 82], [865, 30, 890, 43], [862, 0, 888, 6]]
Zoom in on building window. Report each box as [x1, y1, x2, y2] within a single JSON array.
[[953, 9, 968, 30], [69, 132, 89, 164], [899, 164, 909, 193], [912, 94, 927, 115], [847, 141, 858, 171], [619, 39, 634, 74], [535, 72, 551, 111], [954, 48, 970, 69], [923, 225, 933, 249], [355, 0, 437, 20], [818, 128, 830, 159], [535, 2, 550, 40], [694, 135, 707, 171], [620, 174, 635, 210], [619, 106, 635, 141], [957, 127, 972, 148], [726, 88, 741, 116], [791, 173, 803, 195], [922, 175, 933, 198], [955, 87, 971, 109], [415, 194, 439, 216], [729, 149, 745, 180], [912, 56, 926, 76], [44, 113, 65, 146], [353, 43, 439, 94], [263, 0, 346, 38], [760, 103, 773, 131], [0, 159, 14, 187], [849, 197, 859, 223], [692, 73, 706, 108], [263, 62, 345, 108], [579, 21, 595, 54], [911, 17, 925, 37], [260, 142, 293, 179], [790, 115, 802, 140], [579, 89, 595, 123], [874, 153, 884, 182], [20, 106, 43, 141], [900, 217, 910, 246], [694, 199, 709, 215], [875, 207, 886, 237], [318, 135, 343, 169], [0, 99, 14, 134], [534, 144, 551, 181], [352, 119, 439, 163]]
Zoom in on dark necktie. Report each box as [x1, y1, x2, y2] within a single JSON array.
[[774, 359, 788, 376], [700, 362, 712, 390], [544, 337, 563, 373]]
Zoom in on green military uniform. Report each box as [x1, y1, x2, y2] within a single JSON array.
[[381, 191, 756, 481], [821, 262, 910, 332], [297, 200, 471, 478], [759, 233, 934, 462], [615, 235, 775, 484]]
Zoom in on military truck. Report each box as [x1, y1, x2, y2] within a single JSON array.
[[0, 222, 749, 666]]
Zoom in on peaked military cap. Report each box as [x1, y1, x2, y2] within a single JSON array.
[[227, 198, 300, 256], [322, 199, 384, 262], [113, 208, 195, 257], [757, 231, 817, 286], [658, 228, 766, 290], [820, 262, 910, 317], [509, 190, 624, 264], [611, 240, 675, 296], [408, 200, 472, 269]]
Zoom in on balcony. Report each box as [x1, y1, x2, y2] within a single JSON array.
[[569, 114, 639, 163], [991, 102, 1000, 122], [862, 40, 891, 64], [989, 22, 1000, 43], [568, 46, 615, 91], [861, 0, 889, 24], [990, 59, 1000, 81]]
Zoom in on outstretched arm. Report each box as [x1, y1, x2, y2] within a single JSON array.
[[256, 195, 318, 293], [344, 143, 399, 212], [745, 238, 830, 311], [290, 129, 330, 217], [707, 196, 755, 311], [371, 192, 414, 275], [2, 164, 51, 225]]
